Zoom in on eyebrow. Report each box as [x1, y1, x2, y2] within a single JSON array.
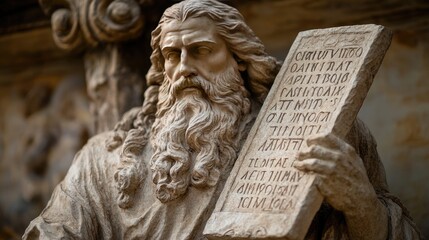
[[186, 40, 217, 46], [160, 46, 179, 56], [161, 40, 217, 52]]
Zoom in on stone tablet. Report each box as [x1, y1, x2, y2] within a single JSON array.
[[204, 24, 392, 240]]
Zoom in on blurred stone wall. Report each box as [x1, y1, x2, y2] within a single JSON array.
[[0, 28, 91, 239], [359, 33, 429, 236]]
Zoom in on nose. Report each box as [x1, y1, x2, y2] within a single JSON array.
[[179, 51, 197, 78]]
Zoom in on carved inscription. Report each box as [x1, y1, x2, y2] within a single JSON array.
[[204, 25, 392, 240], [221, 33, 365, 214]]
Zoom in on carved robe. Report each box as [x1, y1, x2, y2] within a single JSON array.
[[23, 119, 420, 239]]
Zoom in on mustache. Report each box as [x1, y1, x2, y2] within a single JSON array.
[[170, 76, 205, 96]]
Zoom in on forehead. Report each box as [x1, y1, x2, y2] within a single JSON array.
[[160, 17, 222, 48]]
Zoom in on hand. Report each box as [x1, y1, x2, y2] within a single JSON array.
[[293, 133, 388, 239], [293, 133, 375, 213]]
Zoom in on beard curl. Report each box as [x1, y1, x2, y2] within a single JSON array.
[[151, 66, 251, 202], [114, 128, 148, 208]]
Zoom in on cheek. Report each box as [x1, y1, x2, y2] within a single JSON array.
[[164, 61, 177, 80], [207, 52, 237, 74]]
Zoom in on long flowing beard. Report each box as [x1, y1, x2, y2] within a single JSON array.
[[150, 66, 251, 203]]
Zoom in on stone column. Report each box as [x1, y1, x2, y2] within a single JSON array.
[[38, 0, 159, 133]]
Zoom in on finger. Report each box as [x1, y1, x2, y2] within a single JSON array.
[[293, 158, 335, 175], [296, 145, 342, 163], [307, 132, 342, 148], [307, 132, 343, 149], [307, 132, 355, 154]]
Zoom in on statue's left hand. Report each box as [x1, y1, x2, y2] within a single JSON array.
[[293, 133, 374, 213], [293, 133, 388, 240]]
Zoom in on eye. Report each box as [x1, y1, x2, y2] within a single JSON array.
[[164, 50, 180, 62], [194, 46, 212, 56]]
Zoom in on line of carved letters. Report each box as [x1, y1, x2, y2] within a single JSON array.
[[230, 40, 365, 212]]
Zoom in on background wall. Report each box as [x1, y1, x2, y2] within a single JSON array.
[[360, 35, 429, 235], [0, 26, 92, 239]]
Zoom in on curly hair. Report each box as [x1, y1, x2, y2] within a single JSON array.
[[109, 0, 281, 208], [150, 0, 280, 103]]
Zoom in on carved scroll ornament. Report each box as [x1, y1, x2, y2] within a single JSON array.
[[39, 0, 157, 133], [39, 0, 146, 50]]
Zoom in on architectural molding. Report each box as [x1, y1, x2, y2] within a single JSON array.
[[39, 0, 147, 50], [38, 0, 159, 132]]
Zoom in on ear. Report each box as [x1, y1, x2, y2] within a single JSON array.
[[234, 57, 247, 72], [238, 62, 247, 72]]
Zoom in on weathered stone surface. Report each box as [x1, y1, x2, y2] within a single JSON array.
[[204, 24, 392, 240], [0, 27, 75, 70], [2, 1, 420, 239], [1, 0, 427, 238], [37, 0, 167, 133], [0, 60, 91, 237], [234, 0, 429, 56]]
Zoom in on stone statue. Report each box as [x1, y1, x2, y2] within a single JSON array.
[[24, 0, 421, 239]]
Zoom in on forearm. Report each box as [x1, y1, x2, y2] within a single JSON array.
[[345, 195, 388, 240]]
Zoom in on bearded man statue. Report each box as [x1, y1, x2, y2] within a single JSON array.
[[24, 0, 420, 239]]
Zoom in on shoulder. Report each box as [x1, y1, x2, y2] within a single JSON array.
[[65, 131, 120, 185], [80, 131, 121, 160], [86, 131, 118, 151]]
